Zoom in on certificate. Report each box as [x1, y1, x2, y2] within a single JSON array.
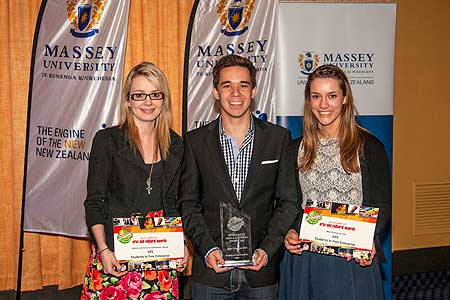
[[298, 202, 379, 260], [113, 216, 184, 271]]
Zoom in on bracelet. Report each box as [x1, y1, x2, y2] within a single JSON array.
[[98, 247, 109, 255]]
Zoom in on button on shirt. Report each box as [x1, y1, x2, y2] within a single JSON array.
[[219, 116, 255, 202]]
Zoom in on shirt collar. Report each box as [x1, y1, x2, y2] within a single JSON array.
[[219, 114, 255, 138]]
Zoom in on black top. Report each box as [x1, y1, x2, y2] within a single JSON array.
[[84, 126, 183, 251], [139, 162, 163, 215]]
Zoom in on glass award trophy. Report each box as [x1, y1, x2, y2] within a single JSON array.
[[219, 201, 253, 267]]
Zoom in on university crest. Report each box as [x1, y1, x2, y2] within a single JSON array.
[[298, 51, 320, 75], [217, 0, 255, 36], [67, 0, 105, 38]]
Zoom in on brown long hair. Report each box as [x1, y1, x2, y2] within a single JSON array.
[[119, 62, 172, 160], [300, 64, 367, 173]]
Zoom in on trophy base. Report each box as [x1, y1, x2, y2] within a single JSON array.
[[219, 260, 253, 268]]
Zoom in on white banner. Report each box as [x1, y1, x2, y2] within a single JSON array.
[[276, 2, 396, 117], [184, 0, 278, 131], [276, 3, 396, 299], [24, 0, 130, 237]]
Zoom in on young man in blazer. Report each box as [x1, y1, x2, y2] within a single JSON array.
[[178, 54, 299, 299]]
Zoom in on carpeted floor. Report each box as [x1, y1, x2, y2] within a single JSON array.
[[0, 285, 81, 300], [392, 269, 450, 300]]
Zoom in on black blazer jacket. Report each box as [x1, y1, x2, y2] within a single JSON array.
[[84, 126, 183, 251], [178, 116, 299, 288], [291, 132, 391, 262]]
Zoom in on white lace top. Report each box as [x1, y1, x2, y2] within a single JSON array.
[[298, 138, 363, 208]]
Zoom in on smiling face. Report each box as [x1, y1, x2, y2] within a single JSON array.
[[127, 75, 164, 128], [309, 78, 346, 138], [213, 66, 256, 122]]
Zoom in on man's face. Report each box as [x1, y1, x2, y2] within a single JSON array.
[[213, 66, 256, 121]]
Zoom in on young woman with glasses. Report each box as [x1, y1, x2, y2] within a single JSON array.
[[81, 62, 188, 300]]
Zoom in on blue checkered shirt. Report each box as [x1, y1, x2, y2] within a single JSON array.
[[219, 116, 255, 202]]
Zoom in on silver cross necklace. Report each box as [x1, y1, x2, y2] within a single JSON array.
[[146, 163, 154, 194]]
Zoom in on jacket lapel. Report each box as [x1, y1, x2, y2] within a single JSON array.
[[115, 130, 184, 201], [116, 135, 147, 175], [359, 143, 370, 205], [115, 132, 148, 212], [206, 119, 240, 206], [161, 131, 183, 199], [240, 117, 265, 206]]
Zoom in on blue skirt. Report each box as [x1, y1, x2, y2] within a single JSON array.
[[279, 250, 385, 300]]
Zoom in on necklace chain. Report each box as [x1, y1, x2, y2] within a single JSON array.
[[146, 163, 154, 195]]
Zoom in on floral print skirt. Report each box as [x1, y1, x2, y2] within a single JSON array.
[[81, 245, 179, 300]]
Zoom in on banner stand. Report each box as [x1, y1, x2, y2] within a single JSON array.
[[16, 1, 48, 298]]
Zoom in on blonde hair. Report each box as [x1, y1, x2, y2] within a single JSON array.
[[300, 64, 368, 173], [119, 62, 172, 160]]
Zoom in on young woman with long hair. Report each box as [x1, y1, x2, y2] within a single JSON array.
[[280, 64, 391, 300], [81, 62, 188, 300]]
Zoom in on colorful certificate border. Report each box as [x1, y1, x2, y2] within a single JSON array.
[[113, 216, 184, 271], [299, 202, 379, 260]]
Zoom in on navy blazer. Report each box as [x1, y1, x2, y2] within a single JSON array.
[[178, 116, 299, 288], [84, 126, 183, 251]]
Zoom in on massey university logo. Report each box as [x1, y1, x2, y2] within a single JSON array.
[[255, 110, 267, 121], [67, 0, 105, 38], [298, 51, 320, 75], [217, 0, 255, 36]]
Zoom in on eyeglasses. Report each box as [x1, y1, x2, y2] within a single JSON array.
[[129, 92, 164, 101]]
